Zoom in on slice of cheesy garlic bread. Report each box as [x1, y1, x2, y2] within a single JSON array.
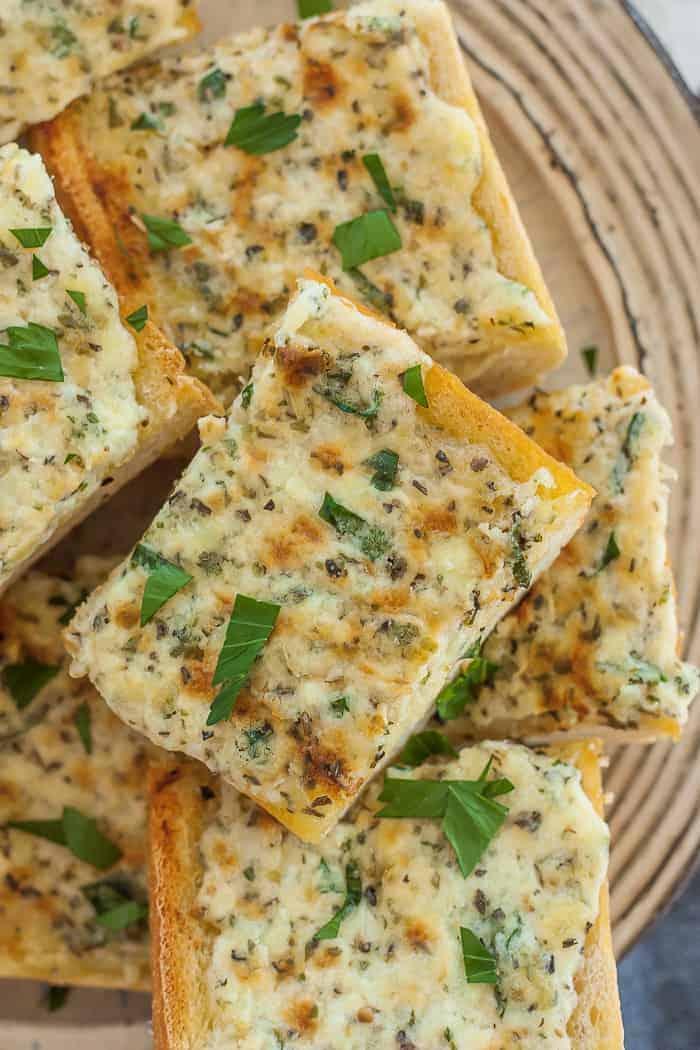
[[65, 277, 592, 843], [0, 1, 200, 143], [0, 558, 150, 990], [441, 367, 699, 741], [32, 0, 565, 403], [149, 739, 622, 1050], [0, 144, 217, 595]]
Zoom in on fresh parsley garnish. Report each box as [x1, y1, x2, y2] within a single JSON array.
[[362, 153, 397, 211], [8, 807, 121, 869], [67, 289, 87, 314], [402, 364, 428, 407], [580, 345, 598, 377], [314, 861, 361, 940], [330, 696, 350, 718], [347, 268, 393, 315], [396, 730, 457, 768], [2, 661, 59, 710], [460, 927, 498, 984], [377, 758, 514, 878], [436, 646, 499, 720], [132, 544, 192, 625], [140, 213, 192, 253], [317, 857, 344, 894], [298, 0, 334, 17], [225, 103, 302, 155], [130, 112, 163, 132], [125, 304, 148, 332], [315, 379, 382, 419], [198, 67, 228, 102], [0, 323, 63, 382], [207, 595, 281, 726], [32, 255, 50, 280], [610, 412, 645, 493], [75, 701, 92, 754], [596, 531, 620, 573], [509, 525, 531, 589], [45, 986, 70, 1012], [332, 209, 401, 271], [9, 227, 52, 249], [241, 381, 254, 409], [82, 876, 148, 930], [366, 449, 399, 490], [318, 492, 391, 561]]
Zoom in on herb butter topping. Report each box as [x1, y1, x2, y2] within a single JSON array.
[[194, 743, 608, 1049]]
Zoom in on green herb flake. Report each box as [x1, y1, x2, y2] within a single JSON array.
[[8, 807, 121, 870], [596, 531, 620, 573], [580, 345, 599, 377], [241, 381, 254, 409], [509, 525, 531, 590], [460, 927, 498, 984], [298, 0, 334, 18], [332, 209, 401, 271], [314, 861, 361, 940], [330, 696, 350, 718], [130, 112, 163, 132], [0, 323, 63, 382], [141, 213, 192, 254], [225, 103, 302, 155], [82, 877, 147, 930], [362, 153, 396, 211], [132, 544, 193, 625], [9, 227, 52, 249], [198, 67, 228, 102], [436, 649, 499, 720], [402, 364, 428, 407], [75, 701, 92, 754], [125, 304, 148, 332], [243, 865, 256, 882], [316, 381, 382, 420], [610, 412, 646, 493], [32, 255, 50, 280], [2, 661, 59, 710], [67, 289, 87, 314], [347, 268, 393, 315], [366, 449, 399, 491], [45, 986, 70, 1012], [396, 730, 457, 768], [319, 492, 391, 561], [207, 595, 281, 725], [377, 758, 513, 878]]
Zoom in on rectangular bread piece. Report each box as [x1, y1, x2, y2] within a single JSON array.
[[440, 367, 699, 741], [65, 277, 592, 843], [0, 144, 218, 595], [149, 738, 623, 1050], [0, 0, 200, 143], [31, 0, 566, 403], [0, 558, 150, 990]]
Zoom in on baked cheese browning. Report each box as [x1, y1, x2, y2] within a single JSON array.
[[33, 0, 565, 402], [0, 559, 150, 990], [0, 144, 219, 594], [149, 741, 617, 1050], [444, 367, 699, 740], [66, 278, 592, 842], [0, 0, 200, 143]]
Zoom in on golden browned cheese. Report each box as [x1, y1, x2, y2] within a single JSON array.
[[34, 0, 565, 402], [0, 558, 150, 989], [67, 278, 591, 842]]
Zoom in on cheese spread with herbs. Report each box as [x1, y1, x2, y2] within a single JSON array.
[[66, 279, 589, 841], [0, 559, 150, 988], [0, 144, 145, 592], [191, 742, 608, 1049], [445, 368, 699, 738], [0, 0, 198, 143], [62, 0, 561, 401]]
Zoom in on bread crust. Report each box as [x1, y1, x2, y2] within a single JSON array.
[[29, 0, 566, 398], [149, 741, 622, 1050]]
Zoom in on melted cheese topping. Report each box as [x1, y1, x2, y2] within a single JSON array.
[[0, 0, 197, 142], [195, 743, 608, 1050], [68, 0, 557, 401], [68, 279, 586, 840], [0, 559, 150, 986], [448, 367, 699, 735], [0, 144, 144, 589]]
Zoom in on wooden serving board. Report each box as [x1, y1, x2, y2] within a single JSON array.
[[4, 1, 699, 1045]]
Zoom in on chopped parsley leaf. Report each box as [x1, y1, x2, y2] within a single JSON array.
[[75, 701, 92, 755], [362, 153, 397, 211], [141, 213, 192, 253], [580, 345, 599, 376], [460, 927, 498, 984], [314, 861, 361, 940], [31, 255, 50, 280], [45, 986, 70, 1012], [207, 595, 281, 725], [319, 492, 391, 561], [596, 531, 620, 573], [9, 227, 52, 248], [2, 660, 59, 710], [366, 448, 399, 490], [402, 364, 428, 407], [198, 67, 228, 102], [298, 0, 334, 17], [225, 103, 302, 155], [67, 289, 87, 315], [436, 647, 499, 720], [0, 323, 63, 382], [396, 730, 457, 768], [125, 304, 148, 332], [8, 807, 121, 870], [132, 544, 193, 625], [332, 209, 401, 270]]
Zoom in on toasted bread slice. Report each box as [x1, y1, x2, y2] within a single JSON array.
[[0, 0, 200, 143], [0, 144, 218, 595], [149, 738, 622, 1049], [65, 277, 592, 843], [31, 0, 565, 403], [0, 558, 151, 990], [441, 367, 698, 741]]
